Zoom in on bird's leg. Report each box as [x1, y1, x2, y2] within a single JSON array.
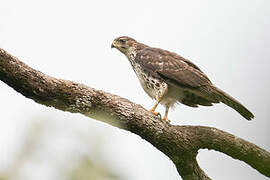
[[163, 105, 170, 123], [149, 88, 168, 117], [149, 100, 161, 116]]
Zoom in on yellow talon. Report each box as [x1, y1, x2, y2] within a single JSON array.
[[149, 109, 160, 116], [162, 105, 170, 123], [162, 116, 170, 123]]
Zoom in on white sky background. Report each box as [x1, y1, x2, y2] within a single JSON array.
[[0, 0, 270, 179]]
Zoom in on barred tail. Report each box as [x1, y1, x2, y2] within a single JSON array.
[[212, 86, 254, 120]]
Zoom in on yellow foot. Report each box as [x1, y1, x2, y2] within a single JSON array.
[[162, 117, 170, 123], [149, 109, 160, 116]]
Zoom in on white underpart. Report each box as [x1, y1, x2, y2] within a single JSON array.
[[127, 50, 180, 107]]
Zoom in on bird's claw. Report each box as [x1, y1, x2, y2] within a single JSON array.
[[149, 110, 170, 123], [149, 109, 161, 118], [162, 117, 170, 123], [157, 112, 162, 119], [152, 111, 160, 116]]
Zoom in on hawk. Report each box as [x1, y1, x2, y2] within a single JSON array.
[[111, 36, 254, 122]]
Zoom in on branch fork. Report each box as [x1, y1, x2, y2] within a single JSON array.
[[0, 49, 269, 179]]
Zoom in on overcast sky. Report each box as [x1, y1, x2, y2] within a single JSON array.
[[1, 0, 270, 179]]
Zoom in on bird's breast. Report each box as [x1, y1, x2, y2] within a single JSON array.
[[130, 61, 167, 101]]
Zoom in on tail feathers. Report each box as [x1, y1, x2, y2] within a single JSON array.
[[212, 86, 254, 120]]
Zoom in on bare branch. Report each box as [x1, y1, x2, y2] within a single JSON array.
[[0, 48, 269, 179]]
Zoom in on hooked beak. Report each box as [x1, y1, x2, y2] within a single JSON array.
[[111, 40, 116, 49]]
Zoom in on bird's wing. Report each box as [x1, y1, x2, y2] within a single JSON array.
[[135, 47, 212, 88]]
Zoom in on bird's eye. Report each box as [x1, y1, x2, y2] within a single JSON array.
[[119, 39, 126, 44]]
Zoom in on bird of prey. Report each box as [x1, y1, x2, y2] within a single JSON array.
[[111, 36, 254, 122]]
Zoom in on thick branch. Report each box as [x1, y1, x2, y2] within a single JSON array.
[[0, 49, 269, 179]]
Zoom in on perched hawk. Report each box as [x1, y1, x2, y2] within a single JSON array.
[[111, 36, 254, 122]]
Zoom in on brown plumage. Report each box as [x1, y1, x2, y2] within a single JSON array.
[[111, 36, 254, 122]]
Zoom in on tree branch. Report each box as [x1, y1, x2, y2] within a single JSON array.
[[0, 48, 269, 179]]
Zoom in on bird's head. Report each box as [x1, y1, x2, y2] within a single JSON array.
[[112, 36, 149, 57], [111, 36, 138, 55]]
